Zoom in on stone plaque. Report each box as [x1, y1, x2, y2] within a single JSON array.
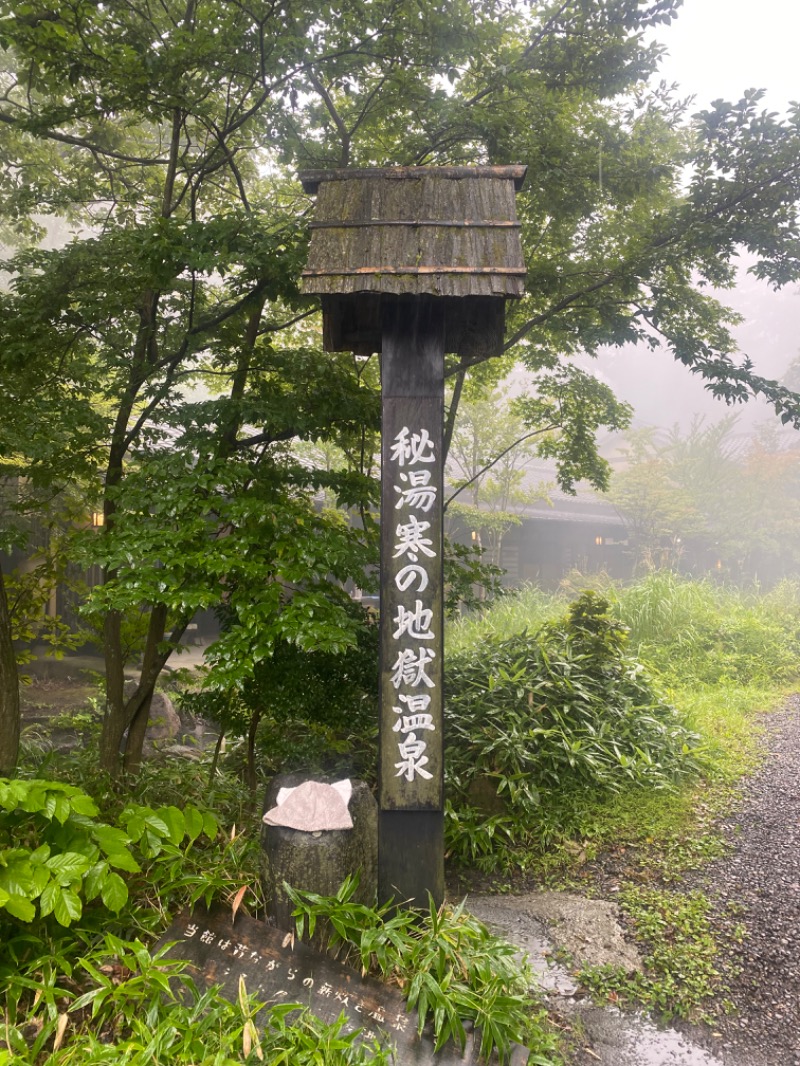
[[157, 908, 529, 1064]]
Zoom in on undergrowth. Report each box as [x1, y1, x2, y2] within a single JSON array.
[[444, 591, 706, 870], [286, 876, 559, 1065], [445, 573, 800, 1024], [6, 573, 800, 1058], [578, 888, 724, 1022], [444, 576, 800, 874], [0, 774, 557, 1064]]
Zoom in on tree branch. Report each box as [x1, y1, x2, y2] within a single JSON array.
[[444, 425, 555, 511], [258, 309, 316, 335], [307, 71, 351, 168], [0, 110, 169, 165], [443, 364, 466, 462], [233, 426, 298, 451]]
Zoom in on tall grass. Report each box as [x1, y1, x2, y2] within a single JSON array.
[[447, 584, 565, 655], [610, 573, 800, 686], [444, 574, 800, 869], [449, 573, 800, 688]]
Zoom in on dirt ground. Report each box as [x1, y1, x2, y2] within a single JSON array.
[[20, 675, 99, 716]]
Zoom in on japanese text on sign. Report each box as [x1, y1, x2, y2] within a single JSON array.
[[389, 426, 438, 784], [181, 921, 408, 1036]]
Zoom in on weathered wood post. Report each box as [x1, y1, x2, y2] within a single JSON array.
[[300, 166, 527, 909]]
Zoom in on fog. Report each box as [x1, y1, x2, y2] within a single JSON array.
[[591, 263, 800, 437]]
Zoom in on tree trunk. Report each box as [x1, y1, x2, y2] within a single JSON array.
[[208, 730, 225, 786], [122, 603, 168, 776], [0, 559, 20, 776], [98, 606, 127, 774], [246, 708, 263, 797]]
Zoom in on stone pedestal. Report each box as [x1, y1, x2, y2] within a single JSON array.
[[260, 773, 378, 931]]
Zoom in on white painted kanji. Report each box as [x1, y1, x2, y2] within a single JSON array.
[[390, 647, 436, 689], [393, 469, 437, 512], [390, 426, 436, 467], [386, 423, 441, 789], [394, 732, 433, 781], [394, 563, 429, 592], [392, 712, 435, 733], [392, 599, 434, 640], [393, 515, 436, 561]]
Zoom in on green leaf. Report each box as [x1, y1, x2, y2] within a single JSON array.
[[183, 806, 204, 843], [39, 881, 59, 918], [0, 856, 35, 897], [45, 851, 91, 885], [122, 813, 146, 842], [83, 860, 108, 902], [51, 795, 71, 825], [3, 893, 36, 922], [29, 843, 51, 864], [202, 811, 218, 840], [93, 825, 132, 856], [30, 862, 50, 899], [156, 805, 185, 846], [104, 848, 140, 873], [143, 813, 170, 837], [53, 886, 82, 927], [68, 792, 99, 817], [100, 871, 128, 913]]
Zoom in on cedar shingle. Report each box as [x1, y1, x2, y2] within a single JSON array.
[[300, 167, 527, 299]]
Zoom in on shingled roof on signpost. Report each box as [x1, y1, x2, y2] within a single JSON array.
[[299, 165, 527, 358]]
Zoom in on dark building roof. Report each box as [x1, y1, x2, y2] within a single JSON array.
[[521, 494, 626, 527]]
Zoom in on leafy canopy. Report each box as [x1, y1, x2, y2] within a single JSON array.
[[1, 0, 800, 729]]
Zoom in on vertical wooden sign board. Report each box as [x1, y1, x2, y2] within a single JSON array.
[[378, 297, 446, 910]]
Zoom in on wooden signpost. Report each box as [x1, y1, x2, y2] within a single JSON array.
[[300, 166, 527, 908], [378, 297, 446, 908], [151, 169, 533, 1066]]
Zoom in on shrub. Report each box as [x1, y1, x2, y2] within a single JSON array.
[[444, 592, 704, 863], [180, 607, 380, 790], [0, 778, 263, 1042]]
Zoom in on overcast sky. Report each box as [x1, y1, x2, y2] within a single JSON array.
[[592, 0, 800, 436], [655, 0, 800, 115]]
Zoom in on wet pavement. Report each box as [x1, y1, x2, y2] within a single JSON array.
[[466, 893, 728, 1066]]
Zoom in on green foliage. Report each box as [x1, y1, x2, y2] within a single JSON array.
[[445, 592, 704, 866], [0, 778, 220, 930], [2, 934, 390, 1064], [0, 762, 563, 1063], [451, 573, 800, 692], [181, 603, 380, 787], [243, 609, 379, 735], [0, 770, 334, 1063], [446, 384, 548, 516], [443, 536, 506, 617], [5, 0, 800, 783], [606, 419, 800, 581], [514, 365, 632, 495], [579, 889, 723, 1021], [447, 583, 565, 656], [0, 779, 136, 927], [611, 573, 800, 686], [444, 577, 800, 874], [287, 877, 559, 1065]]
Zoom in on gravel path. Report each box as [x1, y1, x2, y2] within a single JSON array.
[[684, 694, 800, 1066]]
